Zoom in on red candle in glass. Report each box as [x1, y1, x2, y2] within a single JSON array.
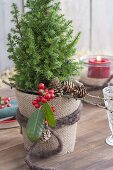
[[88, 56, 110, 79]]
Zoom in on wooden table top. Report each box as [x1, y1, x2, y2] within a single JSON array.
[[0, 87, 113, 170]]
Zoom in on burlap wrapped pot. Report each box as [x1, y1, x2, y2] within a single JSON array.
[[15, 89, 81, 155]]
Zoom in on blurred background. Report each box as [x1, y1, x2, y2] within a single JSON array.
[[1, 0, 113, 73]]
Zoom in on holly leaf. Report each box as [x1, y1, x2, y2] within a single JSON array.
[[41, 102, 56, 128], [26, 109, 45, 142]]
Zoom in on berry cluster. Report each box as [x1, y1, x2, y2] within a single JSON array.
[[32, 83, 55, 112], [0, 97, 11, 109]]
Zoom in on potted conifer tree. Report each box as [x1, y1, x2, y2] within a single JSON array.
[[7, 0, 86, 168]]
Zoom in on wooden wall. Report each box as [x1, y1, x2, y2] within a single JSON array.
[[61, 0, 90, 52], [0, 0, 23, 72], [91, 0, 113, 53], [61, 0, 113, 54], [1, 0, 113, 72]]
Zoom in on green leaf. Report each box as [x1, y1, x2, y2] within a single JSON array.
[[41, 102, 56, 128], [1, 101, 5, 105], [26, 109, 45, 142]]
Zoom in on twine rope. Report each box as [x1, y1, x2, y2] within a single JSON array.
[[25, 127, 63, 170], [16, 103, 82, 170], [16, 103, 82, 129]]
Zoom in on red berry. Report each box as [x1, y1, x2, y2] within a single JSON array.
[[44, 89, 49, 93], [4, 100, 9, 104], [36, 96, 41, 102], [32, 100, 37, 105], [34, 103, 41, 108], [0, 105, 5, 109], [38, 83, 45, 89], [51, 106, 55, 112], [37, 89, 44, 95], [44, 93, 51, 100], [48, 89, 54, 94], [2, 97, 8, 101], [8, 97, 11, 101], [41, 97, 47, 103], [7, 103, 11, 107], [50, 93, 55, 99]]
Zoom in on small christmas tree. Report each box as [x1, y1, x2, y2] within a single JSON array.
[[7, 0, 81, 91]]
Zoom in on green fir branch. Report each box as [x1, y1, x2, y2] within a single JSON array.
[[7, 0, 81, 90]]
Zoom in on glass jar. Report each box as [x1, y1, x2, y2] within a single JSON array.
[[79, 55, 113, 87], [103, 86, 113, 146]]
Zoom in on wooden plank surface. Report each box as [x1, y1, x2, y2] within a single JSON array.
[[0, 88, 113, 170]]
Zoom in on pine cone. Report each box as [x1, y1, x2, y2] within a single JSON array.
[[62, 80, 75, 93], [49, 77, 63, 96], [49, 77, 60, 87], [41, 128, 51, 142], [73, 85, 87, 98], [62, 80, 86, 98], [49, 78, 87, 98]]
